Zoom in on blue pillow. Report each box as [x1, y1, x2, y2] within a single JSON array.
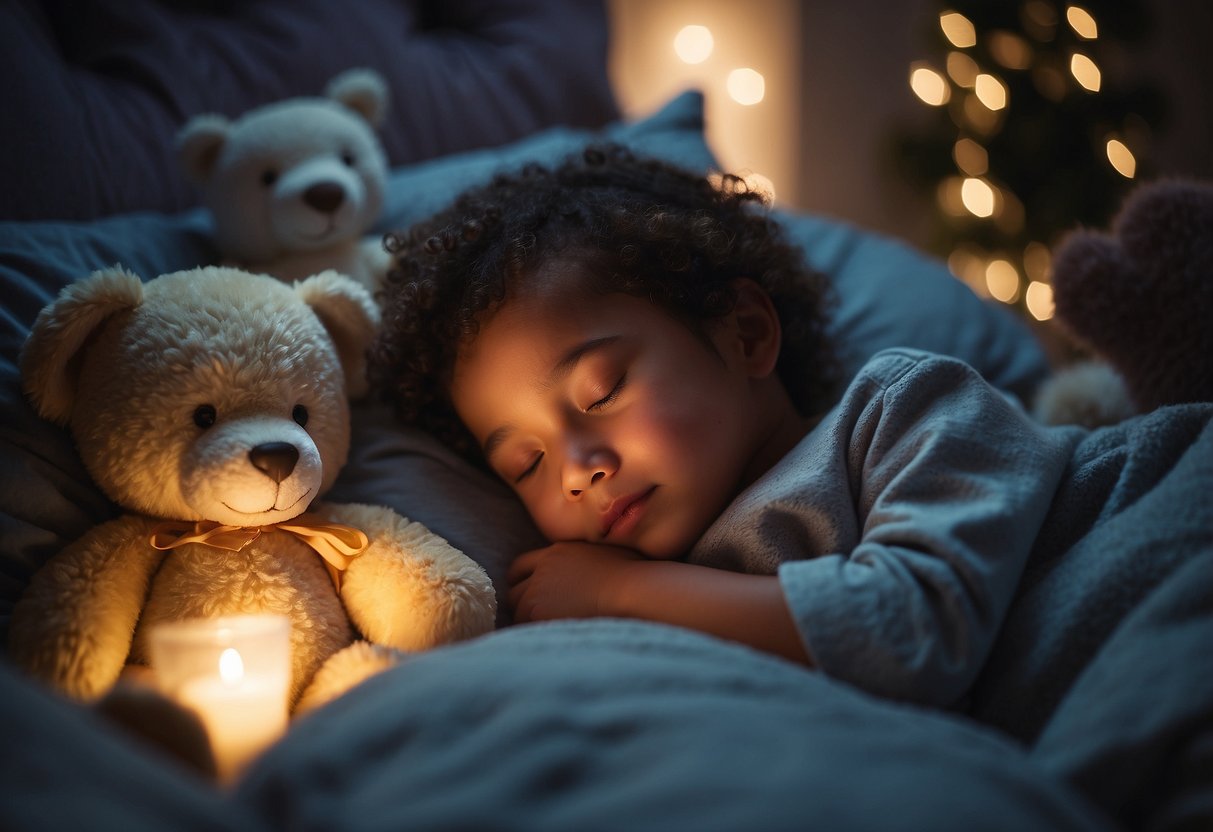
[[0, 90, 1049, 638]]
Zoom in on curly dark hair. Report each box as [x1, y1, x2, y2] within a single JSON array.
[[369, 144, 840, 462]]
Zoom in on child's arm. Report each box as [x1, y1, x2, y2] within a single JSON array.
[[508, 542, 811, 664]]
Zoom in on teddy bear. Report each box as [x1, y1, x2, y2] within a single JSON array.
[[1032, 178, 1213, 427], [7, 265, 497, 717], [177, 69, 393, 295]]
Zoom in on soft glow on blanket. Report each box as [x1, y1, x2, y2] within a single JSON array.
[[149, 614, 291, 784]]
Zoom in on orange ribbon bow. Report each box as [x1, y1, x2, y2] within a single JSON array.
[[149, 513, 369, 591]]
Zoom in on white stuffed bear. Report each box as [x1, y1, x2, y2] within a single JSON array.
[[178, 70, 393, 295], [8, 266, 496, 714]]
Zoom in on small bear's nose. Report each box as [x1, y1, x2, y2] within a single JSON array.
[[303, 182, 345, 214], [249, 442, 299, 483]]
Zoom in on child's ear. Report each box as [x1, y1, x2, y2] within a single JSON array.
[[728, 278, 782, 377]]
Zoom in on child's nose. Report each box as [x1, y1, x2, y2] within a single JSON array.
[[563, 448, 617, 499]]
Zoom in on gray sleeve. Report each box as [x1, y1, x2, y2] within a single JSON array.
[[779, 350, 1078, 707]]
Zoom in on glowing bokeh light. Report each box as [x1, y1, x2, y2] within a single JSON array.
[[953, 138, 988, 175], [962, 177, 996, 217], [910, 65, 950, 106], [673, 25, 715, 64], [939, 12, 977, 48], [1023, 242, 1052, 282], [947, 51, 979, 87], [1025, 280, 1055, 320], [1070, 53, 1101, 92], [975, 73, 1008, 110], [986, 259, 1020, 303], [727, 67, 765, 105], [1066, 6, 1099, 39], [988, 31, 1033, 69], [1106, 138, 1136, 178]]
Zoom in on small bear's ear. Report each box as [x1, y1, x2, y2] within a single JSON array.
[[21, 266, 145, 425], [325, 68, 389, 129], [177, 114, 231, 184], [295, 271, 382, 399]]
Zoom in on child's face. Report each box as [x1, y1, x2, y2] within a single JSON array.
[[449, 265, 798, 559]]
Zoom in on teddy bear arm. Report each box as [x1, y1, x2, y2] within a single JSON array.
[[7, 515, 166, 700], [314, 501, 497, 650]]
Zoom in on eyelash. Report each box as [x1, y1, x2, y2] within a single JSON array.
[[515, 453, 543, 484], [587, 373, 626, 412], [513, 374, 627, 484]]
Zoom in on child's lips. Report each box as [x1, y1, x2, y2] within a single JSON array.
[[600, 486, 656, 539]]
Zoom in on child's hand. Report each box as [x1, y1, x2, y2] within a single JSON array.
[[507, 542, 644, 622]]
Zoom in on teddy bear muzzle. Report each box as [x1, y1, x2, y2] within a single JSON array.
[[181, 418, 325, 526]]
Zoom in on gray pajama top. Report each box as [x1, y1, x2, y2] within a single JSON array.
[[688, 348, 1082, 707]]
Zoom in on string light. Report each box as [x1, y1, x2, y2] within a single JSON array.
[[726, 68, 765, 105], [1070, 53, 1101, 92], [985, 259, 1020, 303], [946, 52, 979, 87], [939, 11, 977, 48], [1025, 280, 1055, 320], [899, 2, 1155, 319], [988, 31, 1033, 70], [953, 138, 988, 175], [673, 25, 714, 64], [974, 73, 1008, 110], [1023, 242, 1052, 282], [910, 64, 950, 106], [1066, 6, 1099, 39], [961, 177, 996, 217], [1106, 138, 1137, 178]]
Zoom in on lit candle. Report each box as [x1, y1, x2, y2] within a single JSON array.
[[148, 614, 291, 783]]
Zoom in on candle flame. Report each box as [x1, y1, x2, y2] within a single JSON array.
[[219, 647, 245, 685]]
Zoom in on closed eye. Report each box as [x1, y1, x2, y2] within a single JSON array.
[[515, 452, 544, 484], [587, 374, 626, 412]]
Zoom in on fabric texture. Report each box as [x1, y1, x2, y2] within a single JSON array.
[[691, 349, 1082, 706], [231, 619, 1111, 832]]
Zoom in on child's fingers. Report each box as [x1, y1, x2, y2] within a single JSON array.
[[506, 547, 544, 585]]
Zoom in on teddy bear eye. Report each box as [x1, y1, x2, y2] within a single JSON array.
[[260, 169, 279, 187], [292, 404, 309, 427], [193, 404, 217, 429], [340, 151, 356, 167]]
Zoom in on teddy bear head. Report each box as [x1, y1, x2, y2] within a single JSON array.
[[1049, 179, 1213, 412], [19, 267, 380, 527], [178, 69, 390, 265]]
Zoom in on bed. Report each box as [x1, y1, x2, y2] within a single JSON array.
[[2, 4, 1210, 830]]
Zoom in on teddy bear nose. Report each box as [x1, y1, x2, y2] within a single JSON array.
[[303, 182, 346, 215], [249, 442, 300, 483]]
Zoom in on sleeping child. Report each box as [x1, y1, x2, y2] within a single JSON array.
[[368, 144, 1207, 709]]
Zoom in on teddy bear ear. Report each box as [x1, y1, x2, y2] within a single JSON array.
[[295, 271, 382, 399], [176, 114, 231, 184], [325, 68, 389, 129], [20, 266, 145, 425]]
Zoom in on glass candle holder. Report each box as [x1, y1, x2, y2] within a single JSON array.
[[148, 614, 292, 783]]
